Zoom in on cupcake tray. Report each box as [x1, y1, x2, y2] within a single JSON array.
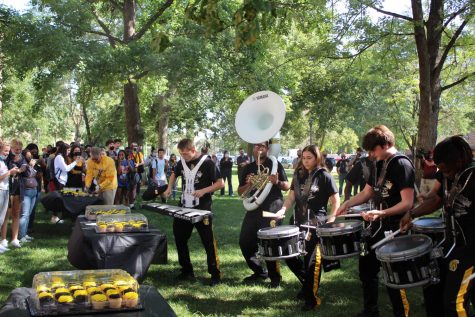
[[26, 296, 143, 316], [94, 226, 149, 234]]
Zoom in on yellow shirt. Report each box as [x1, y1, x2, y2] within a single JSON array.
[[85, 156, 118, 191]]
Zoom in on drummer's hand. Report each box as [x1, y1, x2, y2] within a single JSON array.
[[193, 189, 206, 198], [400, 212, 413, 233], [335, 202, 349, 216], [274, 207, 286, 219], [268, 174, 278, 185], [362, 210, 385, 221], [326, 215, 336, 223], [245, 173, 254, 184], [163, 188, 171, 198], [416, 192, 427, 204]]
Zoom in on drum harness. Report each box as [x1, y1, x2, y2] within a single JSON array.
[[442, 165, 474, 258], [181, 155, 208, 208]]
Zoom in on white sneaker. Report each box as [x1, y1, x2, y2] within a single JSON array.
[[19, 237, 31, 243], [24, 235, 34, 241], [0, 239, 8, 248], [0, 245, 9, 253], [10, 239, 21, 248]]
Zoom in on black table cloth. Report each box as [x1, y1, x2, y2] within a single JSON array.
[[40, 191, 103, 218], [0, 285, 177, 317], [68, 217, 167, 282]]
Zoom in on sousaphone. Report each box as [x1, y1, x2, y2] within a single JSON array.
[[235, 91, 286, 211]]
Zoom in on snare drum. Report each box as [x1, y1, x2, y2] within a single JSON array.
[[376, 234, 437, 289], [336, 203, 371, 222], [257, 225, 304, 261], [411, 217, 445, 246], [316, 220, 363, 260]]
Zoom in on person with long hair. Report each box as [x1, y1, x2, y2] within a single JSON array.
[[274, 144, 339, 311], [18, 149, 38, 243], [168, 153, 178, 200], [66, 144, 85, 189], [54, 143, 82, 190], [400, 135, 475, 317]]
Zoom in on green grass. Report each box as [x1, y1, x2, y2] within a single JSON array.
[[0, 168, 426, 316]]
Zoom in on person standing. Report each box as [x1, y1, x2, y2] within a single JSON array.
[[131, 142, 145, 197], [236, 148, 250, 181], [344, 156, 375, 201], [0, 139, 19, 253], [336, 153, 349, 197], [167, 153, 178, 200], [163, 138, 224, 286], [419, 150, 437, 196], [274, 145, 339, 311], [292, 149, 302, 169], [85, 147, 118, 205], [238, 141, 290, 288], [400, 136, 475, 317], [219, 150, 233, 196], [151, 148, 168, 203], [336, 125, 415, 317]]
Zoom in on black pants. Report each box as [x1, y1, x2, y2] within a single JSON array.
[[239, 209, 282, 281], [173, 217, 221, 278], [359, 219, 409, 316], [423, 245, 475, 317], [286, 229, 323, 306], [220, 169, 233, 196]]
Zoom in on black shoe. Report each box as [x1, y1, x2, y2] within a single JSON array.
[[242, 273, 268, 284], [209, 277, 221, 286], [296, 290, 305, 301], [301, 303, 317, 311], [269, 278, 281, 288], [355, 310, 380, 317], [177, 272, 196, 282]]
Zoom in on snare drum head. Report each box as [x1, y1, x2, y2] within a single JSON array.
[[315, 220, 363, 235], [412, 217, 445, 232], [257, 225, 299, 239], [348, 203, 371, 214], [376, 234, 433, 261]]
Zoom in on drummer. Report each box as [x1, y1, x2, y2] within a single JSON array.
[[275, 144, 339, 311], [238, 140, 289, 288], [336, 125, 415, 317], [400, 135, 475, 317]]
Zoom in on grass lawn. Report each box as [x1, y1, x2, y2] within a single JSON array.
[[0, 168, 426, 316]]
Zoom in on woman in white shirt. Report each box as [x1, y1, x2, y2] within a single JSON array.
[[54, 143, 82, 189]]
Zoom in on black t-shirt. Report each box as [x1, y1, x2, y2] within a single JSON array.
[[239, 157, 288, 212], [174, 155, 222, 210], [219, 158, 233, 170], [368, 155, 415, 214], [346, 157, 374, 185], [291, 168, 338, 224], [437, 165, 475, 246], [236, 155, 249, 168], [337, 159, 349, 174]]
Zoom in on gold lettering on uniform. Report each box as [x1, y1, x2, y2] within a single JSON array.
[[203, 217, 209, 226], [270, 220, 276, 228], [449, 259, 459, 272]]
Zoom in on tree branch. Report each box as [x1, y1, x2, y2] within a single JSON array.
[[109, 0, 124, 11], [441, 71, 475, 91], [365, 3, 414, 22], [442, 5, 469, 30], [131, 0, 174, 42], [89, 8, 119, 48], [436, 17, 470, 76]]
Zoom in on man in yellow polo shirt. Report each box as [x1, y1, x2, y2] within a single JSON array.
[[85, 147, 118, 205]]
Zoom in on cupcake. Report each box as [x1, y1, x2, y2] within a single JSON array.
[[123, 291, 139, 308], [123, 223, 133, 232], [36, 285, 51, 294], [98, 224, 107, 233], [90, 293, 107, 310], [114, 222, 124, 232], [51, 281, 65, 290], [69, 284, 84, 292], [73, 290, 88, 304], [54, 288, 70, 300], [107, 290, 122, 309], [83, 281, 96, 289], [87, 287, 103, 296], [38, 292, 55, 306], [57, 295, 74, 305], [106, 224, 115, 232], [100, 283, 116, 292]]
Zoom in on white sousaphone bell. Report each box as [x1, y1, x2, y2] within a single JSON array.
[[235, 90, 286, 211]]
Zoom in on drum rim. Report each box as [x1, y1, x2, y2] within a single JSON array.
[[383, 278, 431, 289], [315, 220, 363, 236], [321, 251, 360, 260], [376, 234, 433, 261], [257, 225, 300, 239], [348, 203, 371, 213]]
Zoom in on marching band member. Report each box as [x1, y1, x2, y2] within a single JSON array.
[[336, 125, 415, 317], [238, 140, 289, 288], [164, 138, 224, 286], [274, 145, 339, 311], [400, 135, 475, 317]]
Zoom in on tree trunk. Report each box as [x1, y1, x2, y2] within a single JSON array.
[[124, 80, 144, 145], [81, 101, 91, 144], [155, 95, 170, 150]]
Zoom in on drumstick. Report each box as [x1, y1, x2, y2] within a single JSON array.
[[463, 272, 475, 284], [262, 211, 277, 218], [370, 228, 402, 250]]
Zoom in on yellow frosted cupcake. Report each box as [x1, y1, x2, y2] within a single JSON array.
[[73, 290, 88, 303], [54, 288, 70, 300], [36, 285, 51, 294], [57, 295, 74, 305], [69, 284, 84, 292], [83, 281, 96, 289], [38, 292, 55, 306], [87, 287, 103, 296], [123, 291, 139, 308], [107, 290, 122, 309], [91, 293, 107, 310], [114, 222, 124, 232], [100, 283, 116, 292]]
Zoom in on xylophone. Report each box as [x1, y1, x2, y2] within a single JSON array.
[[142, 203, 213, 224]]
